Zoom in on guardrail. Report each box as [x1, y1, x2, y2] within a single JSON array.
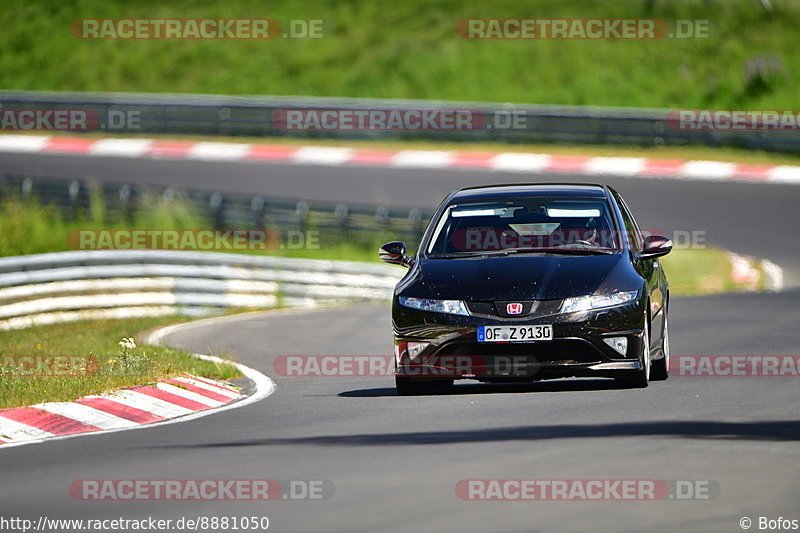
[[1, 90, 797, 153], [0, 250, 403, 330], [0, 175, 430, 248]]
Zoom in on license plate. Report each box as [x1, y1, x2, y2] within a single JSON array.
[[477, 325, 553, 343]]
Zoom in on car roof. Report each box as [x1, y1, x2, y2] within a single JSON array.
[[450, 183, 608, 201]]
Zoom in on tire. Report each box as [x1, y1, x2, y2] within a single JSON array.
[[395, 376, 453, 396], [616, 319, 651, 388], [651, 312, 670, 381]]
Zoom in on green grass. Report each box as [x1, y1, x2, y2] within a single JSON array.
[[661, 247, 763, 295], [264, 240, 386, 262], [0, 316, 241, 409], [0, 185, 407, 261], [1, 0, 797, 109], [0, 188, 207, 257]]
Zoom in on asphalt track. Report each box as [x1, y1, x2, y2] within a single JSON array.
[[1, 152, 799, 533]]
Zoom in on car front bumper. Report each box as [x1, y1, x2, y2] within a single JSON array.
[[392, 298, 646, 381]]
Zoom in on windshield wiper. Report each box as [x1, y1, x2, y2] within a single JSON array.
[[540, 248, 616, 255], [501, 247, 616, 255], [436, 250, 519, 258], [437, 248, 615, 258]]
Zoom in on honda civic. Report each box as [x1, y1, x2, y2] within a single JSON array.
[[379, 183, 672, 395]]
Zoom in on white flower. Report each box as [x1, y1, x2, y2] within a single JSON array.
[[118, 337, 136, 350]]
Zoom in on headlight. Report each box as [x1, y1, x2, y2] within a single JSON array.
[[398, 297, 470, 316], [561, 290, 638, 314]]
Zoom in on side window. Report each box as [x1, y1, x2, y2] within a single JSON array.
[[616, 195, 642, 251]]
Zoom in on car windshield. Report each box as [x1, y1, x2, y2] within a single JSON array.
[[426, 196, 621, 257]]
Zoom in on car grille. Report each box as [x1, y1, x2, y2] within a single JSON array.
[[466, 299, 563, 318]]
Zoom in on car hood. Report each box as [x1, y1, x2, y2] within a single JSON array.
[[399, 253, 635, 301]]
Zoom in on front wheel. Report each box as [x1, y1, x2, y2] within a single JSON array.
[[651, 313, 670, 381], [616, 320, 651, 388], [395, 376, 453, 396]]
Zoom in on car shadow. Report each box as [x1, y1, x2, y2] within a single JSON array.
[[338, 378, 623, 397], [155, 419, 800, 449]]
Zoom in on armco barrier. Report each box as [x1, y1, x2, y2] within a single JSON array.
[[0, 250, 403, 330], [0, 175, 430, 249], [1, 90, 797, 152]]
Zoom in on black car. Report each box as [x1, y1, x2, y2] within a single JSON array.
[[379, 183, 672, 395]]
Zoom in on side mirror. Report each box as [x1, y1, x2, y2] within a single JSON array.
[[379, 241, 412, 267], [640, 235, 673, 259]]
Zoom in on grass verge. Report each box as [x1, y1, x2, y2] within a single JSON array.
[[661, 248, 765, 295], [1, 0, 797, 110], [0, 189, 207, 257], [0, 187, 398, 261], [0, 315, 241, 410]]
